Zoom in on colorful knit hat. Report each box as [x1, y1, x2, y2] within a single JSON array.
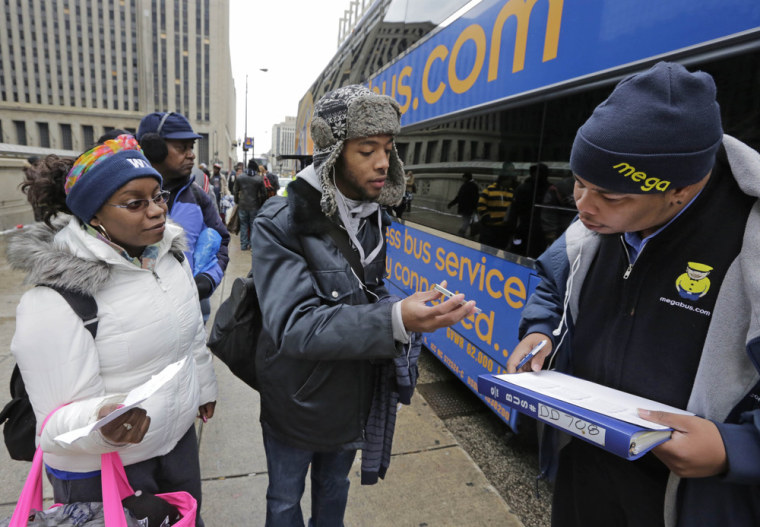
[[65, 134, 163, 222], [310, 84, 406, 216], [570, 62, 723, 194]]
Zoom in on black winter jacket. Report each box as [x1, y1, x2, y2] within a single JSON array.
[[251, 177, 402, 451]]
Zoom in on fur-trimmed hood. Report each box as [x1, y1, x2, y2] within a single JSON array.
[[6, 214, 187, 296]]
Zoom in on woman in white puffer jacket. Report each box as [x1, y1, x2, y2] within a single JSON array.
[[8, 134, 217, 526]]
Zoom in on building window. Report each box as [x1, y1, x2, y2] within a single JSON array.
[[441, 140, 451, 162], [198, 133, 209, 165], [82, 125, 94, 147], [61, 124, 73, 150], [425, 141, 437, 164], [396, 142, 408, 163], [14, 121, 27, 146], [38, 123, 51, 148]]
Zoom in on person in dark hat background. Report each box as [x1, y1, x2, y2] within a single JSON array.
[[136, 112, 229, 323], [447, 172, 480, 237], [231, 158, 265, 251], [506, 162, 550, 257], [250, 84, 478, 526], [507, 62, 760, 526]]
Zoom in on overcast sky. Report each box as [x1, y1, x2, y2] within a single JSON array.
[[228, 0, 354, 159]]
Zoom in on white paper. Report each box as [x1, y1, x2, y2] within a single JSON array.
[[495, 370, 694, 430], [54, 357, 187, 444]]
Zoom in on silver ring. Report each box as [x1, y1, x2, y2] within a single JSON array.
[[123, 422, 133, 431]]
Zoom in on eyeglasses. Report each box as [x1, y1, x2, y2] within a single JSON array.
[[105, 190, 171, 212]]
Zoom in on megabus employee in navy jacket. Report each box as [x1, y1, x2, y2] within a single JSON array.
[[137, 112, 229, 321], [507, 62, 760, 526]]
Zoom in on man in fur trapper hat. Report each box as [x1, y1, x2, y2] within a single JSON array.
[[250, 85, 477, 525]]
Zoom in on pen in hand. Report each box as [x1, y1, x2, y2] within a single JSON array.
[[515, 339, 548, 371]]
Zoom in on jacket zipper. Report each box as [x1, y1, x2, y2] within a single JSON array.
[[619, 236, 640, 280], [151, 269, 169, 292], [619, 236, 643, 316]]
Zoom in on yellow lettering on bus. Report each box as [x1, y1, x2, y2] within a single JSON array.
[[449, 24, 487, 94], [504, 276, 526, 308], [486, 268, 505, 298], [397, 66, 413, 114], [488, 0, 564, 80], [423, 44, 448, 104]]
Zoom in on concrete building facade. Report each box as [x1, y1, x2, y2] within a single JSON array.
[[0, 0, 236, 227], [271, 116, 295, 176]]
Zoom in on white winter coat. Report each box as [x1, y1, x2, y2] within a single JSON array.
[[8, 216, 217, 473]]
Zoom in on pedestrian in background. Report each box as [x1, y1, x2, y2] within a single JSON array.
[[210, 162, 229, 212], [404, 170, 416, 212], [137, 111, 229, 323], [541, 173, 577, 246], [258, 163, 280, 195], [232, 159, 265, 251], [448, 172, 480, 238], [508, 61, 760, 526], [9, 135, 217, 526], [476, 173, 514, 249], [251, 85, 477, 526], [506, 163, 550, 257]]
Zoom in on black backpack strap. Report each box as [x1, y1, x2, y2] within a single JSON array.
[[325, 221, 365, 284], [41, 285, 98, 338]]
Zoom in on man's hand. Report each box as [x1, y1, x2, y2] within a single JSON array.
[[98, 405, 151, 445], [506, 333, 553, 373], [639, 409, 727, 478], [400, 280, 477, 333]]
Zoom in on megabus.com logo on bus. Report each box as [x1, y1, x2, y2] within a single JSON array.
[[368, 0, 564, 127]]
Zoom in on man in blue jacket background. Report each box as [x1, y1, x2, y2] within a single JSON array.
[[137, 111, 230, 322]]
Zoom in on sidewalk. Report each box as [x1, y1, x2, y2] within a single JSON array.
[[0, 231, 523, 526]]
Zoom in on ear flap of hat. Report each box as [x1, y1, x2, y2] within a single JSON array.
[[311, 116, 336, 150], [376, 144, 406, 208]]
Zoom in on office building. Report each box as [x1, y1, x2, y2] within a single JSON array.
[[271, 116, 296, 176], [0, 0, 236, 166]]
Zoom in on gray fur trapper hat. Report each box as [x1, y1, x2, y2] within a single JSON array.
[[311, 84, 406, 216]]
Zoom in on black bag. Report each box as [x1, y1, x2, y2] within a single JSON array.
[[207, 275, 260, 390], [0, 286, 98, 461], [206, 218, 371, 391]]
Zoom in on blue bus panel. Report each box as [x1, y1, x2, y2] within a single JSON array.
[[385, 221, 539, 428], [368, 0, 760, 127]]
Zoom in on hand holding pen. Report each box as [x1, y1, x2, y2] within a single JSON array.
[[508, 333, 553, 373]]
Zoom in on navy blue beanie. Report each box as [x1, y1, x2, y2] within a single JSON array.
[[570, 62, 723, 194], [65, 136, 162, 222]]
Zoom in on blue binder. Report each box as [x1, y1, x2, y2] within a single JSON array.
[[477, 373, 675, 460]]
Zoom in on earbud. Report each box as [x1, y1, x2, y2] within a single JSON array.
[[552, 327, 562, 336]]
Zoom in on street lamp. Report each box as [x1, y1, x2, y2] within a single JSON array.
[[243, 74, 248, 167], [242, 68, 268, 168]]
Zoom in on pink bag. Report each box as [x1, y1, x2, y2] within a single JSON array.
[[101, 451, 197, 526], [8, 405, 197, 526], [9, 405, 66, 527]]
